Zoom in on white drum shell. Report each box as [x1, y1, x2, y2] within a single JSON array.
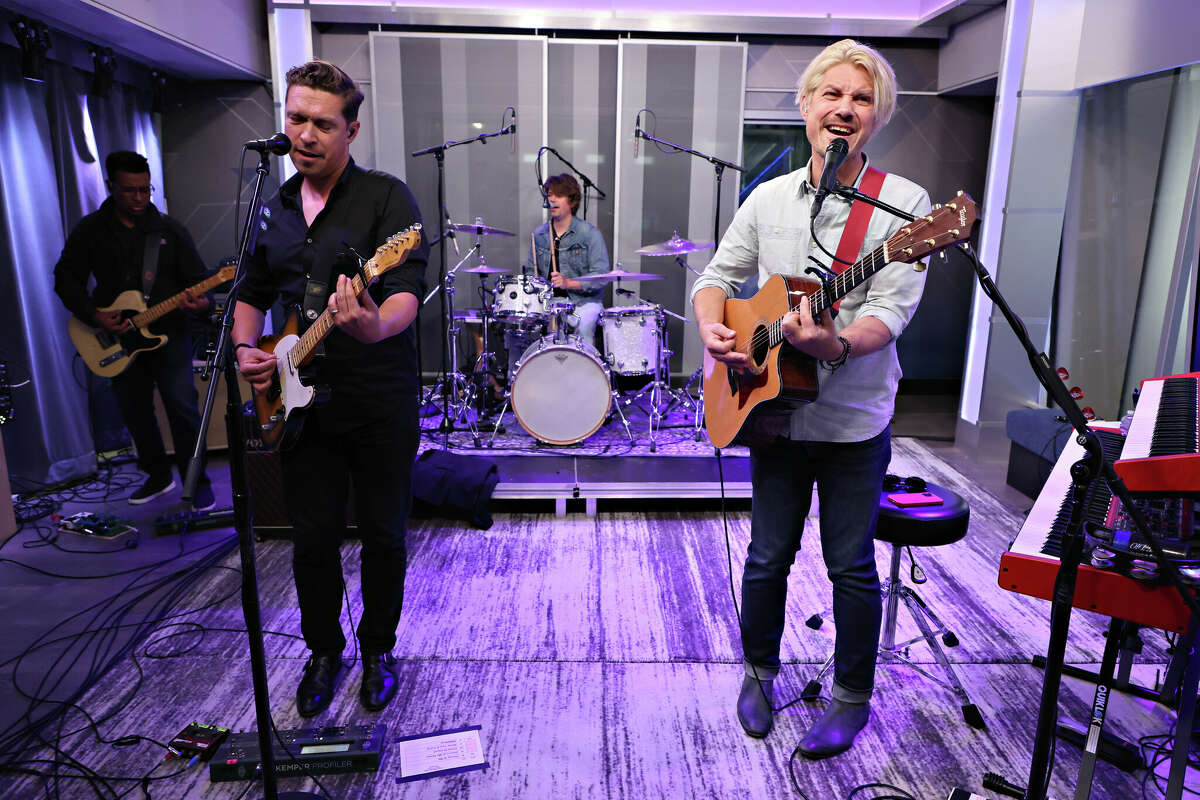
[[510, 336, 611, 445], [494, 275, 551, 322], [599, 305, 662, 376]]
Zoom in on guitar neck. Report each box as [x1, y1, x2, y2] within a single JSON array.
[[292, 273, 370, 366], [132, 272, 227, 326], [758, 241, 892, 350]]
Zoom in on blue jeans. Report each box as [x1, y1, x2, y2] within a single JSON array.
[[741, 427, 891, 704]]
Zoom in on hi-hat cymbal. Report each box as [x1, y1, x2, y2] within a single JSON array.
[[634, 231, 715, 256], [462, 264, 509, 274], [576, 268, 663, 283], [448, 222, 515, 237]]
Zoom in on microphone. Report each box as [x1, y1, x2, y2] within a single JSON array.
[[810, 137, 848, 220], [633, 112, 641, 158], [244, 133, 291, 155]]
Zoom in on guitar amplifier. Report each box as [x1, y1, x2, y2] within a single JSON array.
[[245, 449, 356, 536]]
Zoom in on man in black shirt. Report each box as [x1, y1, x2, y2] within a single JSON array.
[[232, 60, 428, 717], [54, 151, 215, 510]]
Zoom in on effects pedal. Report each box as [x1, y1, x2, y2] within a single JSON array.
[[209, 723, 385, 782]]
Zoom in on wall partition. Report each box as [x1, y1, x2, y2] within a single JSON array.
[[616, 40, 746, 377], [369, 33, 746, 378]]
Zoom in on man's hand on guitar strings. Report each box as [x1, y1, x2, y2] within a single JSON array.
[[236, 346, 276, 394], [328, 274, 385, 344], [94, 309, 132, 334], [700, 321, 750, 371], [179, 287, 210, 313], [780, 295, 841, 361]]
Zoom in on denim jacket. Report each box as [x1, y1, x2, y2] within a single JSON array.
[[527, 216, 609, 307]]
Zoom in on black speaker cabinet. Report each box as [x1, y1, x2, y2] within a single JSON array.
[[245, 450, 356, 537]]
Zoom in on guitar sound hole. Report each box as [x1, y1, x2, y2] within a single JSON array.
[[749, 324, 769, 368]]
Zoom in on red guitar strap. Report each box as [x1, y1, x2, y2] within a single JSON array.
[[832, 166, 886, 272]]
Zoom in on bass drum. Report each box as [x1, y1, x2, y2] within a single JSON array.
[[510, 335, 611, 445]]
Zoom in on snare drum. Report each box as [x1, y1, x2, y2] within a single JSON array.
[[599, 305, 663, 376], [493, 275, 551, 323], [510, 335, 611, 445]]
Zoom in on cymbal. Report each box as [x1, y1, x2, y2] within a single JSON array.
[[462, 264, 509, 274], [448, 222, 515, 237], [576, 268, 663, 283], [634, 231, 715, 256]]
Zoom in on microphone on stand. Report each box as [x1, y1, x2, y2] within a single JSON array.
[[244, 132, 291, 155], [633, 112, 641, 158], [810, 137, 849, 220]]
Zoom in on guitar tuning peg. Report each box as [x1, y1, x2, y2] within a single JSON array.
[[912, 262, 927, 273], [933, 203, 942, 210], [938, 250, 948, 262]]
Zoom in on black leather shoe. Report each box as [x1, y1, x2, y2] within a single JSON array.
[[798, 699, 870, 759], [736, 674, 774, 738], [296, 653, 342, 718], [360, 652, 399, 712]]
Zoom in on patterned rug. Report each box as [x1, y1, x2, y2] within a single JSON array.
[[1, 438, 1193, 799]]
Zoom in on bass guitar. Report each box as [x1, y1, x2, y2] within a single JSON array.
[[253, 226, 423, 452], [69, 265, 238, 377], [702, 192, 977, 448]]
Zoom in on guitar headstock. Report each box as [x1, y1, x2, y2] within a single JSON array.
[[363, 224, 424, 283], [888, 191, 977, 265], [216, 263, 238, 283]]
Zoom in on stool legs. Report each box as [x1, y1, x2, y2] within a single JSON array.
[[804, 544, 986, 729]]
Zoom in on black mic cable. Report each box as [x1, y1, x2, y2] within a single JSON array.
[[633, 111, 641, 158]]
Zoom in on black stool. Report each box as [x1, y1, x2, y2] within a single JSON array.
[[802, 480, 985, 729]]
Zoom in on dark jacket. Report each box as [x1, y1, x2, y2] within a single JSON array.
[[54, 198, 208, 338]]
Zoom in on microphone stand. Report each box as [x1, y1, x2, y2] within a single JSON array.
[[636, 123, 743, 439], [182, 149, 318, 800], [411, 117, 515, 439], [538, 145, 607, 221], [829, 182, 1200, 800]]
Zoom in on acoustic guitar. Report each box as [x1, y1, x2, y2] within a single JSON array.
[[69, 265, 238, 377], [702, 192, 978, 449], [252, 226, 423, 452]]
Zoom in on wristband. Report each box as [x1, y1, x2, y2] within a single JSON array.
[[233, 343, 253, 353], [821, 336, 851, 372]]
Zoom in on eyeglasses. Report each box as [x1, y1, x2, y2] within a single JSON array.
[[112, 184, 155, 197], [883, 474, 927, 492]]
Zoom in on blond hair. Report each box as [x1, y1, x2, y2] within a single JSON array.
[[796, 39, 897, 128]]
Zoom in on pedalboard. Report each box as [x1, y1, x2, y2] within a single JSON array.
[[209, 723, 386, 782]]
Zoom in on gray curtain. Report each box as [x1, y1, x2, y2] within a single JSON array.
[[0, 47, 161, 486]]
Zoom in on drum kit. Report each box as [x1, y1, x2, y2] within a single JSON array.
[[423, 220, 714, 450]]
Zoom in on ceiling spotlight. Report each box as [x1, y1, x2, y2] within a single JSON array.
[[9, 16, 51, 83], [89, 45, 116, 98]]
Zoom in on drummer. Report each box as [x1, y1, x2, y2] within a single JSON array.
[[528, 173, 609, 342]]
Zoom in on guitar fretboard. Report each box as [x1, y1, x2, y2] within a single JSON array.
[[133, 269, 234, 326], [292, 273, 369, 367], [758, 240, 893, 351]]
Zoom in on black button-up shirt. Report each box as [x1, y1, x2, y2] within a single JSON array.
[[240, 160, 428, 418]]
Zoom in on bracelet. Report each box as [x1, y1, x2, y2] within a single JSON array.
[[233, 343, 253, 353], [821, 336, 851, 372]]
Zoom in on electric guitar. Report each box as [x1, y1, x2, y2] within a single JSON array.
[[69, 265, 238, 377], [252, 226, 423, 452], [702, 192, 978, 449]]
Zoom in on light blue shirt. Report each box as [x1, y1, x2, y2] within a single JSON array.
[[528, 216, 609, 308], [690, 156, 931, 442]]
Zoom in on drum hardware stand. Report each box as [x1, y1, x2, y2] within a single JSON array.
[[422, 243, 483, 446], [412, 113, 517, 443], [637, 117, 742, 445]]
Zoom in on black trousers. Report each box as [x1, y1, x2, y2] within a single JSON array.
[[109, 335, 208, 484], [281, 395, 419, 655]]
